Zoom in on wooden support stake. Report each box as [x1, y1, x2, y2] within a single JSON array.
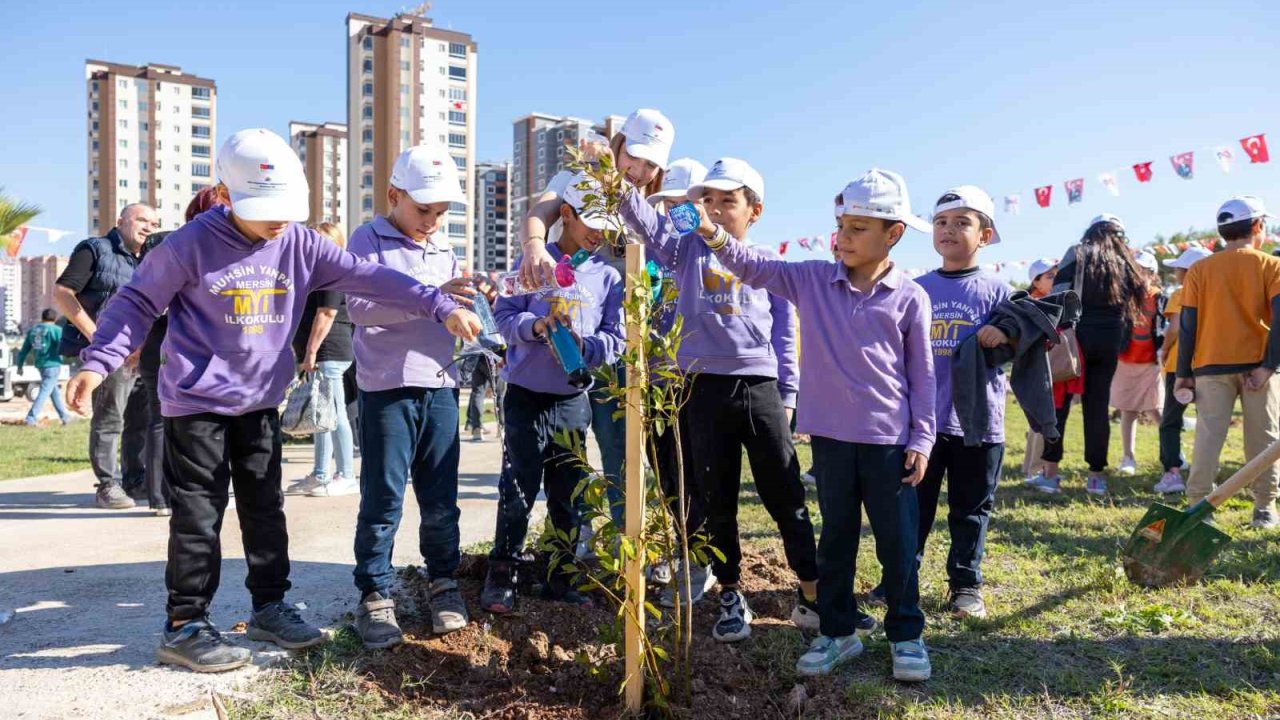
[[623, 243, 647, 714]]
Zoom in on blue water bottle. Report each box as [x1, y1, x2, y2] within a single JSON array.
[[667, 201, 701, 235], [547, 321, 591, 389]]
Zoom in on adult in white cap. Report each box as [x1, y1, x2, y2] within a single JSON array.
[[1153, 244, 1214, 495], [343, 143, 493, 649], [1175, 195, 1280, 528], [64, 129, 482, 673], [1030, 210, 1148, 496], [515, 108, 677, 534]]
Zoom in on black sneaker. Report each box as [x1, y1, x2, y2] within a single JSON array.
[[156, 617, 251, 673], [246, 602, 325, 649], [949, 588, 987, 618], [790, 586, 820, 632], [712, 589, 753, 643], [482, 560, 517, 614], [864, 583, 886, 608], [541, 566, 595, 609]]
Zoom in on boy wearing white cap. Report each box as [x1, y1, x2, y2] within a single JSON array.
[[690, 168, 935, 681], [1176, 196, 1280, 528], [647, 157, 707, 212], [893, 186, 1011, 621], [1155, 246, 1213, 494], [64, 129, 483, 672], [345, 145, 489, 648], [1021, 258, 1058, 479], [618, 156, 816, 643]]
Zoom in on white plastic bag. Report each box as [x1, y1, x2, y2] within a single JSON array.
[[280, 373, 338, 437]]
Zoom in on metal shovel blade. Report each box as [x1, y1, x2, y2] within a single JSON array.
[[1122, 501, 1232, 587]]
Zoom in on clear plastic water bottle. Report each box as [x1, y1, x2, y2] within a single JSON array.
[[470, 293, 506, 356], [497, 249, 592, 297]]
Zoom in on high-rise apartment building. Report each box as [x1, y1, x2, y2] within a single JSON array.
[[473, 161, 510, 272], [20, 256, 70, 328], [85, 60, 217, 234], [346, 12, 478, 270], [510, 113, 624, 235], [289, 121, 348, 231], [0, 258, 20, 334]]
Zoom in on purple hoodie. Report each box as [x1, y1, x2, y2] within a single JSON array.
[[494, 242, 624, 396], [346, 216, 460, 391], [710, 240, 936, 456], [618, 191, 799, 407], [79, 206, 460, 417]]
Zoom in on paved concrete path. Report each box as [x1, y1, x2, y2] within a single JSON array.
[[0, 412, 595, 719]]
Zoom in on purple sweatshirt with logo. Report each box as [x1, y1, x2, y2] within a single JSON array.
[[914, 268, 1011, 444], [347, 217, 460, 391], [495, 242, 624, 396], [618, 191, 799, 407], [711, 240, 936, 456], [78, 206, 460, 417]]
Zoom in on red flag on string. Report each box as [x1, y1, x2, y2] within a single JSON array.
[[3, 226, 27, 257], [797, 236, 813, 251], [1241, 134, 1270, 164], [779, 240, 790, 256], [829, 232, 838, 252], [1133, 162, 1154, 182], [1034, 185, 1052, 208]]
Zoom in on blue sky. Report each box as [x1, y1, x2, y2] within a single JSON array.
[[2, 0, 1278, 273]]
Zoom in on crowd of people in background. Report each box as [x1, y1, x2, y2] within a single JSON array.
[[16, 104, 1277, 686]]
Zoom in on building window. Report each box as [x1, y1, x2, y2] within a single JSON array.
[[362, 173, 373, 187], [452, 155, 465, 169], [362, 195, 373, 211], [362, 105, 373, 119], [362, 128, 373, 142], [174, 165, 181, 174], [400, 37, 410, 48], [449, 202, 465, 213], [486, 210, 496, 219], [448, 133, 465, 147], [452, 246, 466, 259], [192, 163, 211, 177], [448, 87, 466, 101], [141, 121, 149, 132], [91, 140, 99, 151], [91, 101, 98, 111], [117, 79, 128, 88], [362, 36, 372, 50], [487, 198, 495, 207], [139, 180, 148, 190], [118, 119, 128, 129], [448, 111, 466, 125], [362, 150, 373, 165], [449, 42, 467, 58], [362, 82, 373, 97], [192, 106, 210, 119], [448, 66, 467, 80], [192, 144, 210, 158], [118, 139, 128, 148], [192, 183, 210, 193], [141, 161, 148, 170], [118, 179, 128, 188], [119, 159, 128, 169], [400, 61, 410, 71], [362, 59, 373, 74], [118, 99, 128, 109]]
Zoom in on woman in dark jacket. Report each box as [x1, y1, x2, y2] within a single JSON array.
[[1030, 214, 1148, 495]]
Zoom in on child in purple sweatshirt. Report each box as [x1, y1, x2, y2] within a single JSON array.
[[481, 173, 624, 615], [619, 157, 817, 645], [694, 169, 936, 682], [64, 129, 481, 674]]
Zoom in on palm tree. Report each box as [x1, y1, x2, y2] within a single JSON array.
[[0, 187, 41, 237]]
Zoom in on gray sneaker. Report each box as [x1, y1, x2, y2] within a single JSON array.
[[95, 482, 135, 510], [949, 588, 987, 618], [659, 563, 716, 609], [1250, 507, 1279, 530], [156, 617, 251, 673], [355, 592, 403, 649], [246, 602, 325, 649], [429, 578, 469, 634]]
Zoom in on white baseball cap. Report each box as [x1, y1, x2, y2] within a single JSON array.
[[620, 108, 675, 171], [215, 129, 309, 222], [647, 158, 707, 205], [689, 157, 765, 202], [390, 145, 467, 206], [837, 168, 931, 233], [1028, 257, 1059, 282], [561, 172, 611, 231], [1135, 250, 1158, 272], [1163, 245, 1213, 269], [933, 185, 1001, 244], [1217, 195, 1273, 225], [1090, 213, 1126, 232]]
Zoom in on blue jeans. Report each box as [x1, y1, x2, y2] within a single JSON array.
[[313, 361, 354, 482], [354, 386, 461, 595], [590, 363, 626, 526], [26, 366, 69, 423]]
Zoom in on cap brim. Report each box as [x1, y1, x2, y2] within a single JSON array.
[[646, 189, 687, 205], [404, 187, 467, 206], [228, 191, 309, 223], [625, 141, 670, 171], [903, 215, 933, 233], [575, 210, 611, 231], [688, 178, 746, 198]]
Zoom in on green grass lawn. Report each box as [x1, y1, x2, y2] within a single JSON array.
[[226, 398, 1280, 718], [0, 420, 92, 480]]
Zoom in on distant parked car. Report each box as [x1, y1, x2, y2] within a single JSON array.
[[0, 343, 67, 401]]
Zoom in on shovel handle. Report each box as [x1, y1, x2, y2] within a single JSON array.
[[1205, 434, 1280, 508]]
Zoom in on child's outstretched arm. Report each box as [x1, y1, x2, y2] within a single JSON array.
[[702, 227, 803, 305], [902, 289, 937, 479], [617, 189, 682, 267]]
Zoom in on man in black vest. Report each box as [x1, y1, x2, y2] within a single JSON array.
[[55, 203, 160, 509]]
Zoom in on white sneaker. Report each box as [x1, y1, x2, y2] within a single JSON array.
[[471, 427, 485, 442], [307, 474, 359, 497], [1154, 471, 1186, 494], [712, 589, 753, 643], [1118, 458, 1137, 476], [286, 472, 325, 494]]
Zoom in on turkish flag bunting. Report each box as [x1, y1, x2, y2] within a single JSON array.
[[1241, 134, 1270, 164], [1133, 162, 1154, 182], [1034, 185, 1052, 208], [779, 240, 789, 256], [829, 232, 838, 252], [1064, 178, 1084, 205], [797, 236, 812, 250], [1170, 152, 1195, 179]]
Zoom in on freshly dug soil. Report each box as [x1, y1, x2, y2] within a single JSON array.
[[348, 546, 899, 720]]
